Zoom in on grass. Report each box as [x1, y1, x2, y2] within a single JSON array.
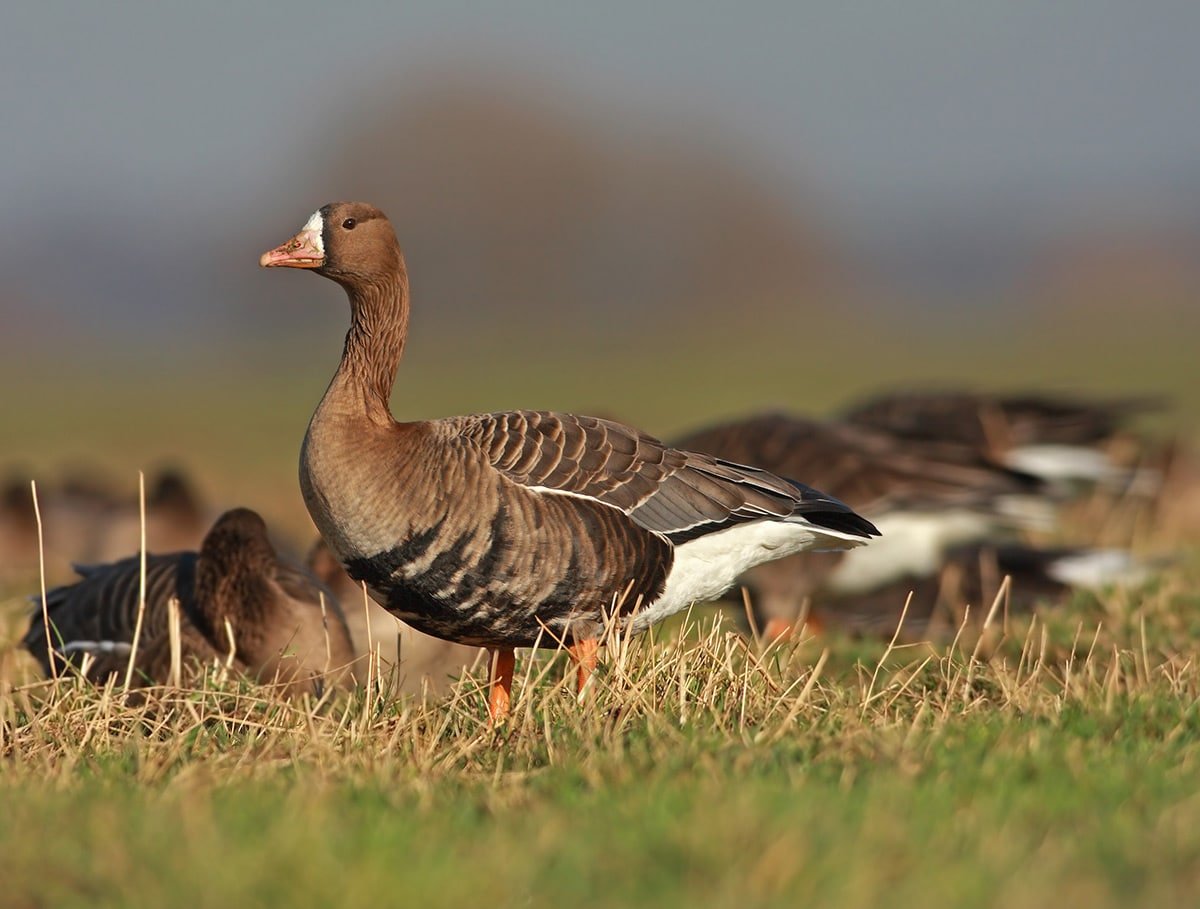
[[2, 573, 1200, 908]]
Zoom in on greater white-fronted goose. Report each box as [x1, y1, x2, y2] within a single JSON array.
[[259, 202, 879, 719], [307, 539, 480, 696], [23, 508, 355, 696], [840, 389, 1159, 490], [673, 412, 1054, 638]]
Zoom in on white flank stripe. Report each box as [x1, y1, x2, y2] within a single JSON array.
[[61, 640, 133, 656], [524, 484, 614, 505]]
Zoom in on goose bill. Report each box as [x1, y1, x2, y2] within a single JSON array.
[[259, 230, 325, 268]]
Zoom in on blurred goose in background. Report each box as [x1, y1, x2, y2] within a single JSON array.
[[259, 202, 878, 719], [0, 466, 215, 587], [0, 468, 116, 586], [839, 388, 1161, 493], [87, 467, 213, 563], [23, 508, 355, 696], [0, 474, 42, 586], [307, 539, 480, 696], [796, 542, 1152, 641], [674, 412, 1149, 640]]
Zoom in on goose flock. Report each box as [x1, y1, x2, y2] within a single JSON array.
[[4, 201, 1177, 720]]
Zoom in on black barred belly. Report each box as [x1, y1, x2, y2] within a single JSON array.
[[343, 493, 673, 648]]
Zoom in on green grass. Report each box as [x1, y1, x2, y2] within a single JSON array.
[[4, 712, 1199, 909]]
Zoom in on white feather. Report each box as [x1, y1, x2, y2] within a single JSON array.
[[824, 509, 998, 595], [1046, 549, 1151, 589], [60, 640, 133, 656], [631, 519, 867, 631], [1005, 444, 1119, 486], [302, 210, 325, 255]]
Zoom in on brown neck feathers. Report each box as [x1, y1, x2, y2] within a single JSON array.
[[338, 271, 411, 425]]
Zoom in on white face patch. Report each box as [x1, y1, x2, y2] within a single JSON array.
[[301, 210, 325, 255]]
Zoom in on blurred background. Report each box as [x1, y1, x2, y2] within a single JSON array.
[[2, 2, 1198, 535]]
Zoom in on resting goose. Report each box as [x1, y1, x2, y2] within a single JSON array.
[[259, 202, 879, 719], [673, 412, 1051, 638], [23, 508, 356, 696]]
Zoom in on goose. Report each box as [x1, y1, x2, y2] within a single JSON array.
[[87, 467, 214, 563], [259, 202, 879, 719], [839, 389, 1159, 492], [0, 468, 115, 585], [674, 412, 1047, 637], [797, 542, 1151, 641], [307, 538, 481, 696], [23, 508, 356, 696], [0, 473, 40, 585], [0, 466, 214, 585]]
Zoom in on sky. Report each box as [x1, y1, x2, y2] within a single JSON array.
[[2, 2, 1199, 340]]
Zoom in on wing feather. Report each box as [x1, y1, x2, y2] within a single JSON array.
[[450, 411, 878, 544]]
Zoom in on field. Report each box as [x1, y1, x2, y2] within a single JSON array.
[[2, 315, 1199, 908]]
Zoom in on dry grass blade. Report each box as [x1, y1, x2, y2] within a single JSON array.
[[30, 480, 55, 680], [168, 596, 182, 688], [862, 591, 913, 713], [122, 471, 149, 690]]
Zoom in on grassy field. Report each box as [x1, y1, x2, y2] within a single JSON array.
[[3, 587, 1200, 908], [2, 310, 1199, 907]]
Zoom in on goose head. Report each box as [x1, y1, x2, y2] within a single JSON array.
[[200, 507, 277, 573], [259, 202, 404, 290]]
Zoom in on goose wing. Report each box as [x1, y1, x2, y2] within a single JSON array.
[[674, 412, 1045, 515], [22, 553, 196, 678], [452, 411, 878, 545]]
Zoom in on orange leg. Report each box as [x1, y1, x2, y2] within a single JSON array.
[[762, 618, 795, 643], [567, 638, 600, 696], [488, 647, 515, 721]]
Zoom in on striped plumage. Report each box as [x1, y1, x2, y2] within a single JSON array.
[[260, 202, 878, 715], [674, 412, 1043, 516], [307, 538, 481, 695], [23, 508, 355, 695]]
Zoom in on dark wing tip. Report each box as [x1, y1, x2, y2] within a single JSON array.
[[804, 507, 881, 539], [788, 481, 881, 539]]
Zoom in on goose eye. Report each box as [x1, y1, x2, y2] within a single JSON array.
[[342, 218, 357, 230]]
